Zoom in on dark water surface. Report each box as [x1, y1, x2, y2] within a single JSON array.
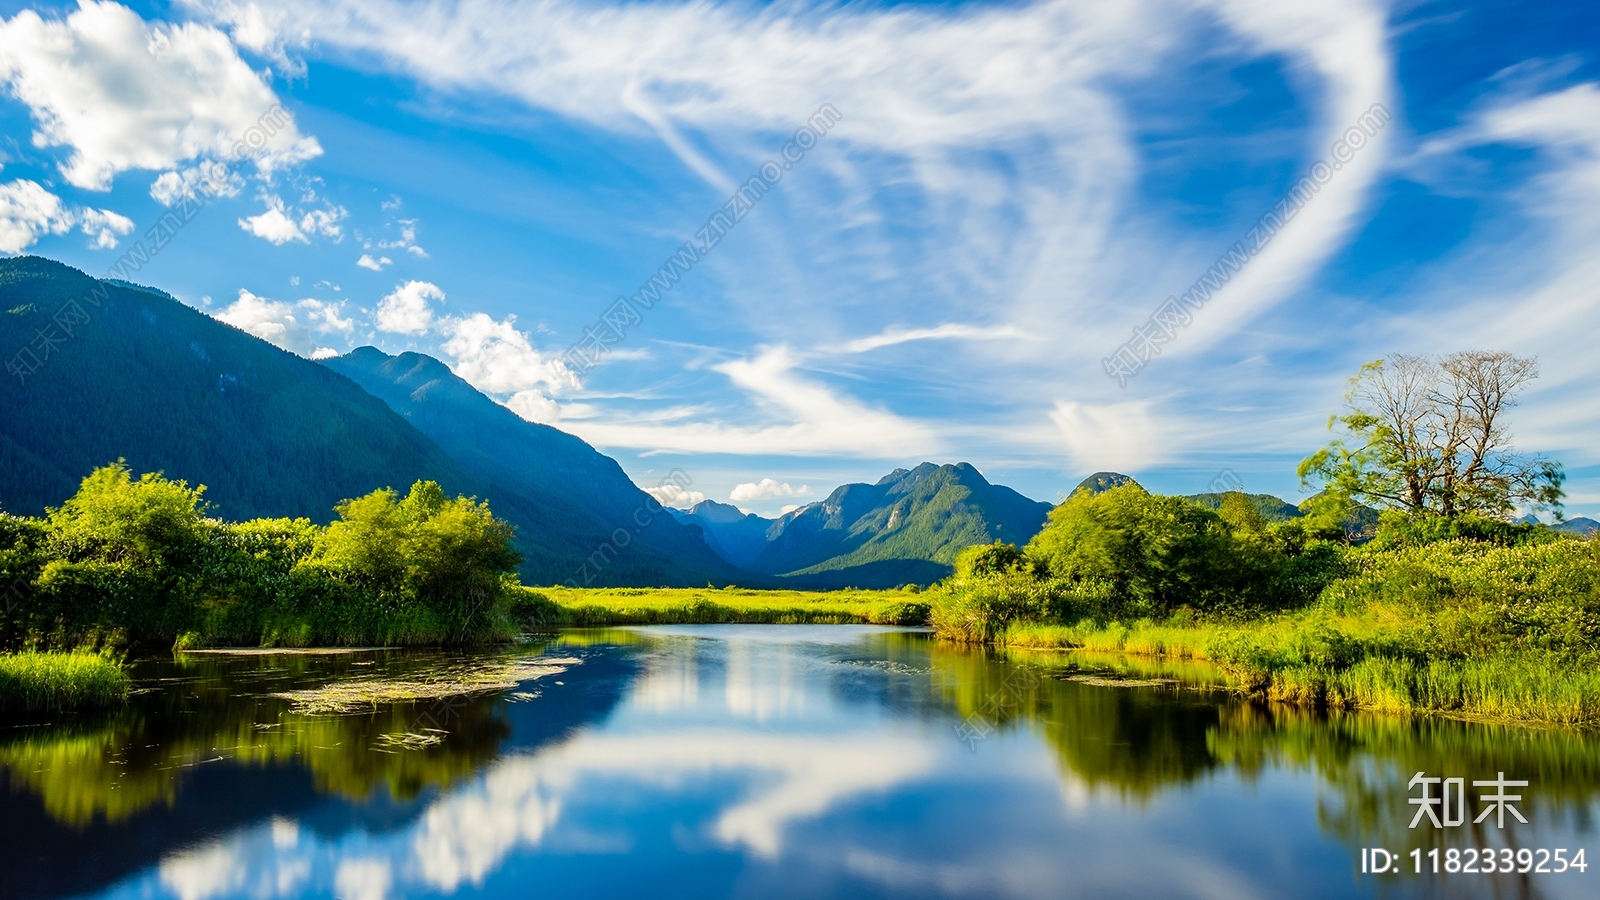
[[3, 626, 1597, 899]]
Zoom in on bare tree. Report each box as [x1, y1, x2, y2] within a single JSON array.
[[1299, 351, 1564, 519]]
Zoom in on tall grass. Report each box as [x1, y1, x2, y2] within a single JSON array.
[[951, 535, 1600, 728], [0, 652, 129, 712], [523, 586, 931, 627], [997, 614, 1600, 728]]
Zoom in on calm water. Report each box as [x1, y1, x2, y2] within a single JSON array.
[[3, 626, 1598, 900]]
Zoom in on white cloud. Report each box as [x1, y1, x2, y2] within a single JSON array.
[[214, 288, 351, 357], [0, 1, 320, 191], [643, 483, 707, 509], [838, 323, 1025, 355], [357, 253, 392, 271], [238, 194, 346, 245], [564, 345, 941, 457], [150, 164, 243, 205], [374, 280, 443, 334], [506, 390, 563, 424], [299, 206, 345, 240], [77, 206, 133, 248], [377, 217, 426, 258], [0, 179, 73, 253], [730, 478, 810, 502], [1162, 0, 1394, 353], [1049, 399, 1173, 473], [439, 311, 576, 402], [238, 196, 305, 244]]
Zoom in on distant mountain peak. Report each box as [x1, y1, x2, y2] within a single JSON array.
[[748, 461, 1051, 586], [686, 498, 756, 524], [1074, 471, 1138, 495]]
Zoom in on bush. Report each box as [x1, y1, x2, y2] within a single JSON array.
[[929, 572, 1058, 643], [1369, 511, 1556, 550], [874, 600, 932, 626]]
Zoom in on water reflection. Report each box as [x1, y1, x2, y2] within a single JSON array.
[[2, 627, 1597, 900]]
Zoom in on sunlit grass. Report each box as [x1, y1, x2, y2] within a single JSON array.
[[526, 586, 931, 626], [0, 652, 130, 712], [1002, 617, 1600, 728]]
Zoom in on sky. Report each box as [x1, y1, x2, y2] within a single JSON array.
[[1, 0, 1599, 518]]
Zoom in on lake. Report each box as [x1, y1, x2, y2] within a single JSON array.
[[3, 626, 1596, 899]]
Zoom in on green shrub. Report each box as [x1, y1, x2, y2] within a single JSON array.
[[873, 600, 932, 626]]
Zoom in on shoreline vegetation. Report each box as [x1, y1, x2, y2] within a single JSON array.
[[0, 651, 129, 712], [923, 486, 1600, 729], [924, 351, 1600, 730], [522, 586, 930, 627]]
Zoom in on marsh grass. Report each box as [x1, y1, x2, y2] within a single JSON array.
[[1002, 617, 1600, 728], [0, 652, 129, 712], [525, 586, 931, 627]]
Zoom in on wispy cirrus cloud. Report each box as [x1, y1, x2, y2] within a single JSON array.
[[564, 345, 942, 458]]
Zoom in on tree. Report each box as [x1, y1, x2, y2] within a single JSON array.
[[1026, 484, 1272, 616], [1299, 351, 1563, 520], [303, 481, 520, 639], [45, 462, 210, 570]]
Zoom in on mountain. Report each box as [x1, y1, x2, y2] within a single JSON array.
[[669, 499, 775, 568], [743, 462, 1053, 587], [1184, 492, 1305, 523], [321, 347, 744, 586], [1553, 517, 1598, 537], [0, 257, 474, 521], [1074, 471, 1137, 495], [0, 257, 741, 586]]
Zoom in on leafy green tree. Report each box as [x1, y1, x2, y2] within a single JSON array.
[[953, 541, 1038, 578], [1299, 352, 1564, 520], [24, 463, 215, 645], [1026, 484, 1270, 617], [302, 481, 520, 640], [1217, 491, 1267, 536], [45, 462, 209, 571]]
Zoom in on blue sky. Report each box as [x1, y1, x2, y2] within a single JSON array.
[[2, 0, 1599, 517]]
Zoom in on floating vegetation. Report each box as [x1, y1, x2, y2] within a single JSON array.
[[835, 658, 931, 675], [1062, 674, 1175, 689], [373, 730, 447, 751], [271, 656, 581, 715]]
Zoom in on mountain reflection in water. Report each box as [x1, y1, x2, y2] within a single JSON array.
[[2, 626, 1597, 900]]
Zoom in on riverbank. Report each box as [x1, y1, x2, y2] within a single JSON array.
[[927, 489, 1600, 729], [994, 614, 1600, 729], [522, 586, 931, 626], [0, 652, 129, 712]]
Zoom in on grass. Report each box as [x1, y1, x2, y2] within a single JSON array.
[[1000, 616, 1600, 728], [0, 652, 130, 712], [521, 586, 931, 627]]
